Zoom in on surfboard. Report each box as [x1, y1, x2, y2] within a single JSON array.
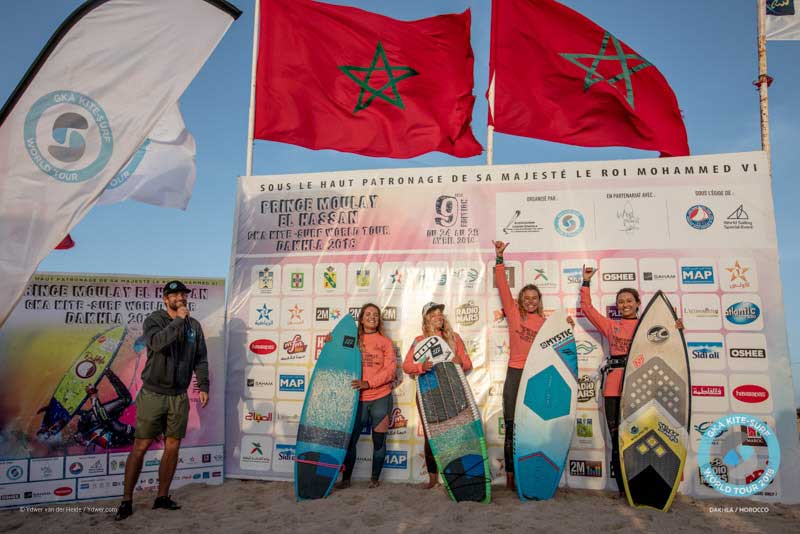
[[415, 336, 490, 503], [619, 291, 690, 512], [513, 310, 577, 501], [294, 314, 361, 500], [37, 325, 127, 437]]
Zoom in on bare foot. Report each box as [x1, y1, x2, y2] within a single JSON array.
[[368, 480, 380, 488], [334, 479, 351, 490]]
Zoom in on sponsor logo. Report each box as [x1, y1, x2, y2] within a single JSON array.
[[455, 300, 480, 326], [724, 261, 751, 289], [576, 416, 593, 438], [279, 375, 306, 392], [688, 341, 722, 359], [144, 459, 160, 467], [24, 91, 114, 183], [384, 450, 408, 469], [605, 305, 622, 320], [729, 347, 766, 359], [75, 359, 98, 379], [290, 272, 304, 289], [254, 304, 274, 328], [5, 465, 23, 481], [732, 385, 769, 403], [202, 454, 211, 463], [686, 205, 714, 230], [692, 385, 725, 397], [315, 307, 330, 321], [250, 442, 264, 455], [502, 209, 544, 234], [53, 487, 73, 497], [348, 307, 361, 320], [453, 267, 480, 286], [276, 444, 296, 461], [381, 306, 398, 321], [700, 458, 729, 488], [389, 408, 408, 429], [315, 335, 326, 359], [554, 209, 585, 237], [493, 266, 516, 289], [569, 460, 602, 477], [322, 266, 337, 289], [643, 271, 677, 282], [388, 270, 403, 285], [647, 325, 669, 344], [287, 304, 304, 325], [684, 305, 720, 318], [617, 201, 640, 234], [602, 272, 636, 282], [725, 302, 760, 325], [658, 421, 680, 443], [257, 268, 274, 290], [575, 339, 598, 356], [741, 425, 768, 447], [694, 421, 728, 438], [244, 411, 273, 422], [0, 494, 20, 501], [343, 336, 356, 348], [355, 269, 371, 287], [724, 204, 753, 230], [69, 462, 83, 475], [577, 376, 596, 403], [246, 378, 274, 389], [682, 266, 714, 284], [283, 335, 307, 354], [563, 267, 583, 285], [250, 339, 277, 355]]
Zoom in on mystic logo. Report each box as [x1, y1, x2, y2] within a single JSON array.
[[724, 261, 751, 289], [276, 444, 296, 461], [283, 335, 307, 354], [383, 450, 408, 469], [381, 306, 398, 321], [681, 266, 714, 284], [244, 411, 273, 423], [732, 385, 769, 404], [455, 301, 480, 326], [554, 209, 585, 237], [279, 375, 306, 392], [24, 91, 114, 183], [647, 325, 670, 344], [569, 460, 602, 477], [686, 205, 714, 230], [688, 341, 722, 360], [692, 385, 724, 397], [725, 302, 760, 325], [602, 272, 636, 282], [434, 195, 459, 227], [729, 347, 766, 359], [249, 339, 277, 355]]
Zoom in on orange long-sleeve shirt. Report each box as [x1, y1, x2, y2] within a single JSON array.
[[402, 333, 472, 376], [580, 285, 639, 396], [494, 263, 545, 369], [359, 332, 397, 401]]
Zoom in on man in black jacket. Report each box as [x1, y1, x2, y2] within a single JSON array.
[[115, 280, 209, 521]]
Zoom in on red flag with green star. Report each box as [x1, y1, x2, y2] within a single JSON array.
[[489, 0, 689, 157], [254, 0, 482, 159]]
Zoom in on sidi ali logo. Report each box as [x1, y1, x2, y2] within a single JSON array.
[[24, 91, 114, 183]]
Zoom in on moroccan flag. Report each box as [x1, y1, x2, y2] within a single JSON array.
[[489, 0, 689, 157], [254, 0, 482, 158], [55, 235, 74, 250], [767, 0, 800, 40]]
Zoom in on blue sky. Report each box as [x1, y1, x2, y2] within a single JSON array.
[[2, 0, 799, 404]]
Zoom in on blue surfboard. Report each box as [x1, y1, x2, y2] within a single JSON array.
[[294, 314, 361, 500], [513, 310, 578, 501]]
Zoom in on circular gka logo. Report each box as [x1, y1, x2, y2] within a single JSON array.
[[686, 205, 714, 230], [24, 90, 113, 183], [554, 209, 585, 237], [646, 325, 670, 344]]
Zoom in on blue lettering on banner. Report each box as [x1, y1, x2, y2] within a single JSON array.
[[688, 341, 723, 359], [276, 444, 296, 461], [383, 450, 408, 469], [682, 266, 714, 284], [725, 302, 761, 325], [279, 375, 306, 392]]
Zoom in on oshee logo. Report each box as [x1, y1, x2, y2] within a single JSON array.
[[279, 375, 306, 392], [681, 266, 714, 284], [729, 347, 766, 359], [383, 450, 408, 469], [725, 302, 760, 325], [24, 90, 114, 183]]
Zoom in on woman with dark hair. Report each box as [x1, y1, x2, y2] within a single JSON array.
[[492, 240, 545, 491], [335, 303, 397, 489], [580, 266, 682, 494], [402, 301, 472, 489]]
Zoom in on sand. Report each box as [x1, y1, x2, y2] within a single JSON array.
[[2, 479, 798, 534]]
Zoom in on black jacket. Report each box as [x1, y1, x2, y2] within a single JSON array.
[[141, 310, 209, 395]]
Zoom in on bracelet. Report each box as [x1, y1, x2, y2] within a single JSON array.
[[495, 256, 503, 265]]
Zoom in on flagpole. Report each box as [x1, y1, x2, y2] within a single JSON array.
[[756, 0, 771, 173], [245, 0, 261, 176], [487, 73, 495, 165]]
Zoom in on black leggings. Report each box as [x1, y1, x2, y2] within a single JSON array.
[[604, 396, 624, 492], [502, 368, 523, 474], [418, 405, 438, 474]]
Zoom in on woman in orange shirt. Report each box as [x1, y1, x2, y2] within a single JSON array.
[[336, 303, 397, 489], [493, 241, 546, 491], [402, 302, 472, 489]]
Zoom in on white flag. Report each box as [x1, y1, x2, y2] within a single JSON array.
[[0, 0, 240, 327], [766, 1, 800, 40], [98, 104, 197, 210]]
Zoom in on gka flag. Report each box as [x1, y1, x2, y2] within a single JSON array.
[[766, 0, 800, 40], [0, 0, 240, 327], [98, 103, 197, 210]]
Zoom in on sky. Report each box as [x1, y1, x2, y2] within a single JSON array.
[[2, 0, 799, 404]]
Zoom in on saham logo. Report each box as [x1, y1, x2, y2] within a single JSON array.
[[692, 385, 724, 397], [250, 339, 277, 355], [733, 385, 769, 403]]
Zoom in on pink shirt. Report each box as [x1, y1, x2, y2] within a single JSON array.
[[402, 333, 472, 376], [495, 263, 545, 369], [359, 332, 397, 401]]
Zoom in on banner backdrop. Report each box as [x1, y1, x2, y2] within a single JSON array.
[[225, 151, 799, 503], [0, 274, 225, 508]]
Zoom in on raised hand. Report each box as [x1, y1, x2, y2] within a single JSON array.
[[492, 240, 509, 258]]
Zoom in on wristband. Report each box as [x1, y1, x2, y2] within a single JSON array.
[[582, 280, 591, 287], [495, 256, 503, 265]]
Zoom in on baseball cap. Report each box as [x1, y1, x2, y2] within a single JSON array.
[[163, 280, 190, 296], [422, 302, 445, 317]]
